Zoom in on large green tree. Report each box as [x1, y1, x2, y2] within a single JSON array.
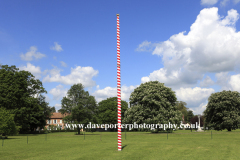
[[204, 90, 240, 131], [60, 83, 98, 134], [123, 81, 182, 131], [28, 95, 55, 131], [0, 65, 46, 109], [0, 107, 19, 137], [97, 97, 128, 125], [0, 65, 52, 132]]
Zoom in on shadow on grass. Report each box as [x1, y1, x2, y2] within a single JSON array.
[[122, 145, 127, 150], [74, 133, 101, 136], [1, 137, 21, 140], [17, 134, 40, 136]]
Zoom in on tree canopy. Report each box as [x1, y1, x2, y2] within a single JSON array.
[[186, 110, 194, 123], [123, 81, 182, 131], [97, 97, 128, 124], [176, 101, 188, 123], [0, 65, 53, 133], [175, 101, 195, 123], [0, 107, 19, 137], [0, 65, 46, 109], [204, 90, 240, 131], [60, 83, 98, 134]]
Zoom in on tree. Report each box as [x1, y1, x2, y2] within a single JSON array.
[[186, 110, 194, 123], [122, 104, 146, 125], [0, 65, 51, 133], [203, 90, 240, 131], [51, 107, 56, 113], [176, 101, 188, 123], [0, 107, 19, 137], [123, 81, 182, 131], [97, 97, 128, 125], [0, 65, 46, 110], [28, 95, 56, 131], [60, 83, 98, 134]]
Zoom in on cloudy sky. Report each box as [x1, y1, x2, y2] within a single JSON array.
[[1, 0, 240, 114]]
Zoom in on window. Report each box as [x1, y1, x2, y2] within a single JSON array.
[[54, 120, 57, 124], [60, 120, 62, 123], [47, 119, 51, 124]]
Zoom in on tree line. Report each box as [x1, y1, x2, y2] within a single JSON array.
[[1, 65, 240, 136]]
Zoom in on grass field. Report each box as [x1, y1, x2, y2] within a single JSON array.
[[1, 130, 240, 160]]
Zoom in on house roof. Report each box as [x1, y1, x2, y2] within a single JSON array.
[[49, 112, 70, 119]]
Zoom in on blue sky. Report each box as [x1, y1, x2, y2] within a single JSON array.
[[1, 0, 240, 114]]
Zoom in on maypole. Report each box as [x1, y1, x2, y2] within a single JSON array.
[[116, 13, 121, 151]]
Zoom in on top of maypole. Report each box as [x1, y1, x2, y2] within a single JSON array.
[[116, 14, 119, 17]]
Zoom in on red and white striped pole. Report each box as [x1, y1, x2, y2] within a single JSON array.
[[116, 13, 121, 151]]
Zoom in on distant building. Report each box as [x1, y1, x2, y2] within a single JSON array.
[[45, 112, 70, 130]]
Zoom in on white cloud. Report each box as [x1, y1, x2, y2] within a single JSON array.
[[44, 95, 51, 103], [43, 66, 98, 87], [92, 87, 116, 102], [48, 65, 62, 75], [20, 46, 46, 61], [141, 68, 180, 87], [221, 9, 239, 26], [92, 85, 138, 102], [141, 68, 203, 89], [229, 74, 240, 92], [55, 104, 62, 112], [199, 76, 215, 87], [121, 85, 139, 102], [60, 61, 67, 67], [202, 0, 240, 6], [175, 87, 215, 114], [220, 0, 230, 6], [49, 85, 68, 100], [201, 0, 219, 5], [176, 87, 214, 104], [96, 85, 100, 89], [220, 0, 240, 5], [153, 8, 240, 72], [215, 72, 229, 83], [50, 42, 63, 52], [190, 103, 208, 115], [233, 0, 240, 4], [215, 72, 232, 90], [135, 40, 154, 52], [19, 62, 42, 79], [142, 8, 240, 89]]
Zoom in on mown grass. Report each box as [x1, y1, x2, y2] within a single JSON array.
[[1, 130, 240, 160]]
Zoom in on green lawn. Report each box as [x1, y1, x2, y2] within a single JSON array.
[[1, 130, 240, 160]]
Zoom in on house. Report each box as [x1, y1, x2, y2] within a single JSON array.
[[45, 112, 70, 130]]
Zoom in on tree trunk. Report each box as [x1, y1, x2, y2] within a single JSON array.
[[227, 128, 231, 131], [77, 127, 80, 135]]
